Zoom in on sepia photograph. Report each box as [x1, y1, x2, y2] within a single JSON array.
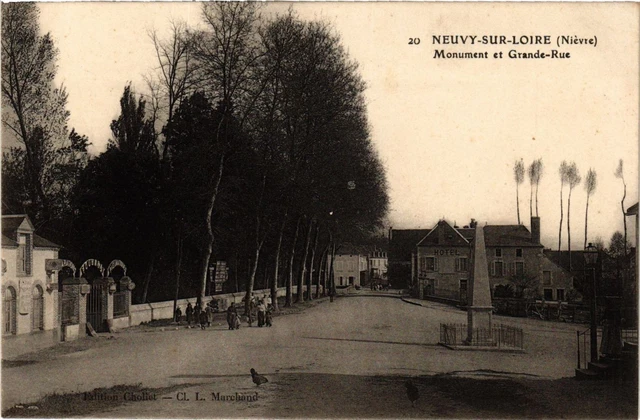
[[1, 1, 638, 418]]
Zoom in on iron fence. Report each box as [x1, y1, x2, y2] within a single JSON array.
[[440, 323, 524, 350], [113, 292, 128, 317]]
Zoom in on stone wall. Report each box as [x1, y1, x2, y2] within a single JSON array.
[[129, 286, 319, 325]]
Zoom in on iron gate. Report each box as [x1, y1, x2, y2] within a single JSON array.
[[86, 282, 105, 332]]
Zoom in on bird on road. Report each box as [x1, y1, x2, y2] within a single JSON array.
[[405, 380, 419, 407], [250, 368, 268, 386]]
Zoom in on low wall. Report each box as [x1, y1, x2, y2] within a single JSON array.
[[130, 286, 319, 326]]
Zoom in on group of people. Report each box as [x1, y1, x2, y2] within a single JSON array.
[[370, 282, 390, 291], [174, 301, 215, 329], [226, 294, 274, 330], [174, 294, 276, 331]]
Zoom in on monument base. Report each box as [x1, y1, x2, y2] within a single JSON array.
[[465, 306, 494, 346]]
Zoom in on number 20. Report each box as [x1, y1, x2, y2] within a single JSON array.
[[408, 38, 421, 45]]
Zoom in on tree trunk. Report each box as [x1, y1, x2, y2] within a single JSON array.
[[516, 185, 521, 225], [558, 184, 564, 253], [317, 244, 329, 299], [307, 222, 320, 300], [529, 184, 533, 219], [297, 217, 313, 303], [584, 194, 590, 250], [271, 212, 287, 312], [234, 251, 239, 293], [141, 252, 156, 304], [199, 154, 225, 304], [621, 181, 627, 255], [329, 240, 337, 302], [568, 188, 573, 270], [285, 216, 301, 307], [245, 242, 264, 315], [172, 231, 184, 322], [535, 182, 540, 217]]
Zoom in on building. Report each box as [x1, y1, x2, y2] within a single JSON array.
[[2, 215, 61, 353], [392, 217, 574, 304], [328, 244, 389, 288], [368, 249, 388, 284]]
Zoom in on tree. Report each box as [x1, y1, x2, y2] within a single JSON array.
[[558, 161, 569, 252], [583, 168, 597, 249], [565, 162, 581, 270], [614, 159, 627, 256], [514, 159, 524, 224], [2, 3, 87, 233], [190, 2, 264, 304], [146, 21, 198, 161], [527, 158, 543, 218]]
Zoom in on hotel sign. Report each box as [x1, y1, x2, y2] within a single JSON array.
[[433, 249, 461, 256]]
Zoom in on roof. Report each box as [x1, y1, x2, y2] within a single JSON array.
[[1, 234, 18, 247], [1, 214, 61, 249], [627, 202, 638, 216], [389, 229, 430, 261], [33, 234, 61, 249], [483, 225, 541, 248], [336, 243, 371, 256], [545, 250, 588, 275]]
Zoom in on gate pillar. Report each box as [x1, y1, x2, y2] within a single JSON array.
[[119, 276, 135, 315], [60, 277, 89, 341]]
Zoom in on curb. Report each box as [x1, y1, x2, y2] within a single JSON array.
[[401, 297, 425, 307]]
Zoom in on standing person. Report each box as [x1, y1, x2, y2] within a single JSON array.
[[257, 300, 266, 327], [199, 309, 208, 330], [194, 303, 202, 328], [175, 306, 182, 323], [265, 304, 273, 327], [227, 303, 238, 330], [265, 293, 272, 307], [206, 303, 213, 327], [186, 302, 194, 326]]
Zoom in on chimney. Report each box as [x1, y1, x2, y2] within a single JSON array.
[[531, 217, 540, 244]]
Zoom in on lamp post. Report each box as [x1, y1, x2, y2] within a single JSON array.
[[584, 243, 599, 362]]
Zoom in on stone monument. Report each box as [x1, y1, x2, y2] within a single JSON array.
[[466, 223, 494, 346]]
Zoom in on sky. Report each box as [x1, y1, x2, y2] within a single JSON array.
[[32, 2, 639, 250]]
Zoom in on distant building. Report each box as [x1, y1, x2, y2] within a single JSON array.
[[2, 215, 61, 350], [328, 244, 388, 287], [391, 217, 573, 304], [368, 249, 388, 284]]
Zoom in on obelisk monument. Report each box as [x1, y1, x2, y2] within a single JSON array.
[[466, 223, 494, 345]]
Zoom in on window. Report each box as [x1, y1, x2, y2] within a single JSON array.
[[515, 261, 525, 277], [424, 257, 438, 271], [32, 285, 44, 331], [17, 234, 32, 276], [556, 289, 565, 301], [516, 248, 523, 258], [3, 287, 16, 335], [339, 276, 344, 285], [495, 248, 502, 257], [456, 257, 468, 272], [543, 288, 553, 300], [542, 271, 552, 285], [459, 280, 468, 304], [492, 261, 504, 277]]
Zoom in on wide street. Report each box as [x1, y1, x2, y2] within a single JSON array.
[[2, 292, 636, 418]]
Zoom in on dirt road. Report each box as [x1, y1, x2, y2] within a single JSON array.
[[2, 294, 636, 417]]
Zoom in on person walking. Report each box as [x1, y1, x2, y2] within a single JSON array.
[[186, 302, 194, 326], [175, 306, 182, 323]]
